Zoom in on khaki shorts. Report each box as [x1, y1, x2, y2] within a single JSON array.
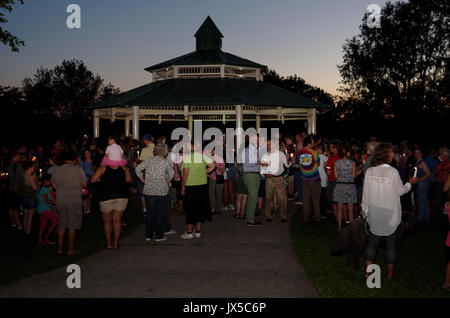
[[100, 198, 129, 213]]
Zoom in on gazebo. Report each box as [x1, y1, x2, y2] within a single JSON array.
[[87, 16, 330, 139]]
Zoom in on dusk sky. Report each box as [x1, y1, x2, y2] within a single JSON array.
[[0, 0, 390, 95]]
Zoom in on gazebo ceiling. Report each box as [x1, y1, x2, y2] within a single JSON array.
[[86, 78, 331, 110]]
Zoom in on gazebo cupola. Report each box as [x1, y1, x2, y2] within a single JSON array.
[[147, 16, 265, 82], [195, 15, 223, 51]]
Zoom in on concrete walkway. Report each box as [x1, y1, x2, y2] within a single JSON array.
[[0, 203, 319, 298]]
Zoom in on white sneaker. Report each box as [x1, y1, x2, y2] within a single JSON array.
[[181, 232, 195, 240], [194, 232, 202, 239], [145, 237, 151, 242], [230, 204, 235, 210], [294, 201, 303, 205], [164, 229, 177, 235], [154, 236, 168, 242]]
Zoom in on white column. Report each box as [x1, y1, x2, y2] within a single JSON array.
[[125, 116, 130, 137], [220, 64, 225, 78], [311, 108, 317, 134], [93, 110, 99, 138], [256, 114, 261, 134], [188, 115, 193, 138], [235, 105, 243, 153], [132, 106, 139, 140]]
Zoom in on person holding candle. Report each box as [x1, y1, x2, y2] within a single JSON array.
[[36, 174, 58, 246], [7, 150, 24, 230], [296, 137, 322, 222], [317, 145, 329, 219], [414, 148, 432, 222], [443, 175, 450, 290], [325, 142, 340, 220], [260, 139, 289, 223], [362, 143, 418, 280], [137, 134, 155, 215], [20, 161, 39, 236], [284, 135, 296, 200]]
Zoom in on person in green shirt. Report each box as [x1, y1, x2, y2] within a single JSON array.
[[180, 144, 215, 239]]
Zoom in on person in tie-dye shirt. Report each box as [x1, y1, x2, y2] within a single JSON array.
[[296, 137, 321, 222]]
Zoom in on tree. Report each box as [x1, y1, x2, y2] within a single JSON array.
[[100, 83, 121, 100], [0, 0, 24, 52], [263, 69, 334, 106], [23, 59, 104, 119], [338, 0, 450, 124]]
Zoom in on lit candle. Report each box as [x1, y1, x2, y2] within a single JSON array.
[[413, 167, 418, 178], [39, 169, 42, 177], [290, 153, 294, 159]]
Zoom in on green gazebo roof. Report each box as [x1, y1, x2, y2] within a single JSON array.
[[86, 78, 331, 110]]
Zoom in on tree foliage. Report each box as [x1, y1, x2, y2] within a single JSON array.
[[263, 69, 334, 106], [338, 0, 450, 124], [22, 59, 106, 119], [0, 0, 24, 52]]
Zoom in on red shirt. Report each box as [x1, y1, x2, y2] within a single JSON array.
[[326, 154, 340, 182], [436, 160, 450, 182]]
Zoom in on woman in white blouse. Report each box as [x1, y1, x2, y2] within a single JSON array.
[[362, 143, 418, 280]]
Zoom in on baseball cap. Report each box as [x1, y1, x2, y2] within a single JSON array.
[[143, 134, 152, 141]]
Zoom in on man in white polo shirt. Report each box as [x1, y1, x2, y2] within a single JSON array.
[[260, 139, 289, 223]]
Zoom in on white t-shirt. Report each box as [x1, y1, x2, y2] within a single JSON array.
[[260, 151, 288, 176], [106, 143, 123, 161]]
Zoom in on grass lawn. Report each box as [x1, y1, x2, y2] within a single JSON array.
[[0, 198, 143, 287], [290, 211, 450, 298]]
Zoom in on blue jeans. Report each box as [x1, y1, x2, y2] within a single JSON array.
[[417, 180, 431, 222], [145, 195, 168, 239], [294, 171, 303, 201]]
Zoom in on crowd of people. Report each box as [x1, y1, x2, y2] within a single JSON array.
[[0, 131, 449, 289]]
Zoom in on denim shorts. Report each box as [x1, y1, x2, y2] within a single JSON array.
[[22, 196, 37, 210]]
